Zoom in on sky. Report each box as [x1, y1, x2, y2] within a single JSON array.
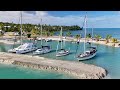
[[0, 11, 120, 28]]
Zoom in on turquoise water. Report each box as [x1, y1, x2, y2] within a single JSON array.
[[0, 63, 75, 79], [0, 40, 119, 79], [1, 28, 120, 79]]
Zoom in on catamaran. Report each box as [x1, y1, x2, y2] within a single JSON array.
[[33, 19, 51, 55], [56, 27, 70, 57], [8, 11, 38, 54], [76, 13, 97, 61]]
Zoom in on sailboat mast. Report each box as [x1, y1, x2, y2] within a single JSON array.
[[40, 19, 42, 45], [84, 13, 87, 53], [91, 26, 93, 46], [92, 26, 93, 38], [61, 26, 62, 49], [20, 11, 23, 45]]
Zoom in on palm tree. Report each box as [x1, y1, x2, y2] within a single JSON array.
[[105, 34, 112, 44], [111, 38, 118, 43], [75, 34, 81, 41], [111, 38, 118, 47], [95, 34, 102, 41], [50, 31, 54, 36], [86, 34, 91, 39], [66, 31, 72, 40], [66, 31, 71, 37]]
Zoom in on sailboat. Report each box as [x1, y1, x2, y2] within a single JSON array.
[[56, 27, 70, 57], [76, 13, 97, 61], [33, 19, 51, 55], [8, 11, 38, 54]]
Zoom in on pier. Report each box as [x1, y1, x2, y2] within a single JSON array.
[[0, 52, 107, 79]]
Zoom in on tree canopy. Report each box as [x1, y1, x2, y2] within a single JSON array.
[[0, 22, 82, 33]]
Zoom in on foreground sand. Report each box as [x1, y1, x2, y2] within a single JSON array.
[[0, 52, 107, 79]]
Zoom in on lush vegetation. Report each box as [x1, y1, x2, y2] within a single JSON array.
[[75, 34, 81, 41], [86, 34, 92, 38], [111, 38, 118, 43], [94, 34, 102, 41], [105, 34, 112, 44], [0, 22, 82, 38], [0, 22, 81, 32], [66, 31, 72, 37]]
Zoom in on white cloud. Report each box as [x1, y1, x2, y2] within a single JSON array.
[[0, 11, 120, 28]]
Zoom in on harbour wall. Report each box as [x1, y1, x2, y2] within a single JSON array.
[[0, 52, 107, 79]]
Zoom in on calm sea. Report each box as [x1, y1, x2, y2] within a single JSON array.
[[55, 28, 120, 39]]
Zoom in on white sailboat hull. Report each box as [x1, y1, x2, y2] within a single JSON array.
[[9, 47, 38, 54], [77, 52, 97, 61], [56, 51, 69, 57], [8, 43, 38, 54], [33, 49, 51, 55], [16, 48, 38, 54]]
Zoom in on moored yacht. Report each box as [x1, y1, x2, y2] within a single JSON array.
[[33, 46, 51, 55], [76, 12, 97, 61], [33, 18, 52, 55], [76, 47, 97, 61], [8, 11, 38, 54], [56, 49, 69, 57], [8, 43, 38, 54], [56, 27, 70, 57]]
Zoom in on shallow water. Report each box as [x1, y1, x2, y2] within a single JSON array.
[[0, 63, 75, 79], [1, 28, 120, 79], [1, 40, 120, 79]]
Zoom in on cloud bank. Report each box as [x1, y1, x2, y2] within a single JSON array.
[[0, 11, 120, 28]]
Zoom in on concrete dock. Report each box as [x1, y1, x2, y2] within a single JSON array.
[[0, 52, 107, 79]]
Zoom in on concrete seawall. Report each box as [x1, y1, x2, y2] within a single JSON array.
[[0, 52, 107, 79]]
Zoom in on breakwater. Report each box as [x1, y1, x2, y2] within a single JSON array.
[[0, 52, 107, 79]]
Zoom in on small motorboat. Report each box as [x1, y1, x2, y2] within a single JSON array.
[[56, 49, 69, 57], [33, 46, 51, 55]]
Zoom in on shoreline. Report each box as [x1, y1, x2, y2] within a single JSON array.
[[0, 36, 120, 48], [40, 36, 120, 47], [0, 52, 107, 79], [0, 39, 20, 44]]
